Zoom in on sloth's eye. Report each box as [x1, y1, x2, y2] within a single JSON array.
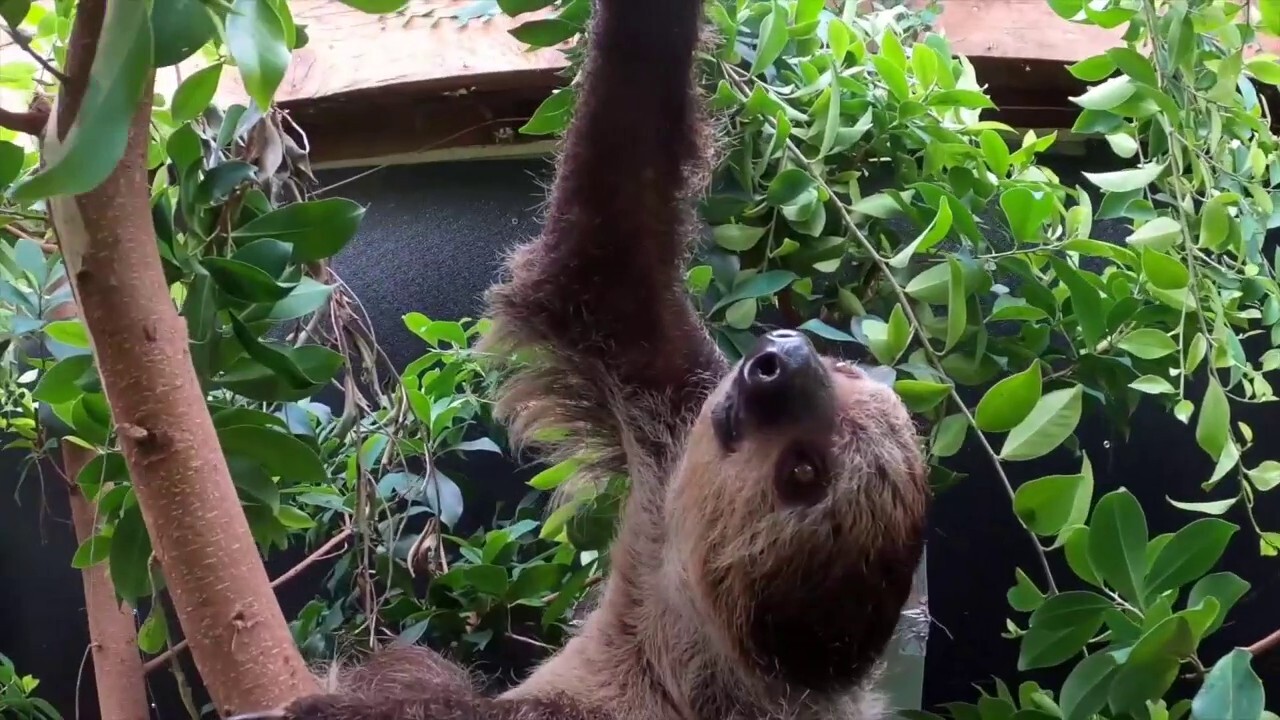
[[775, 447, 829, 504]]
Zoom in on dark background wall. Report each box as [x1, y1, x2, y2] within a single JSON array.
[[1, 155, 1276, 718]]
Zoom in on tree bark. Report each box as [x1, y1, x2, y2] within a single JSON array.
[[43, 1, 319, 714], [61, 441, 152, 720]]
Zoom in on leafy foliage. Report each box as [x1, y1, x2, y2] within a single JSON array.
[[0, 653, 59, 720], [503, 0, 1279, 717]]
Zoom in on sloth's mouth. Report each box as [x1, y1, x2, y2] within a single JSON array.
[[711, 329, 836, 453]]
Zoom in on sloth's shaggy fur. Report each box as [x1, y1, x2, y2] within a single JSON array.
[[262, 0, 931, 717]]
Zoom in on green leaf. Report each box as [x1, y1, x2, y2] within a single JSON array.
[[766, 168, 817, 207], [519, 86, 574, 135], [713, 224, 767, 252], [171, 63, 223, 124], [1014, 471, 1093, 538], [335, 0, 408, 11], [1088, 488, 1148, 604], [33, 355, 94, 404], [231, 198, 365, 262], [751, 2, 789, 75], [1000, 187, 1055, 242], [109, 504, 153, 604], [998, 385, 1083, 462], [508, 563, 568, 600], [1060, 650, 1119, 720], [711, 270, 796, 313], [931, 413, 967, 458], [1126, 216, 1183, 251], [798, 318, 855, 342], [1082, 161, 1165, 193], [153, 0, 218, 67], [894, 379, 951, 413], [0, 140, 27, 189], [1187, 572, 1249, 637], [1142, 250, 1190, 290], [1247, 461, 1280, 491], [1070, 76, 1135, 110], [509, 18, 579, 47], [862, 305, 912, 365], [216, 344, 341, 402], [71, 533, 112, 569], [975, 362, 1042, 432], [944, 257, 965, 352], [980, 130, 1011, 176], [216, 425, 327, 485], [725, 298, 756, 329], [1019, 591, 1110, 670], [1192, 649, 1265, 720], [1145, 518, 1237, 596], [267, 277, 334, 321], [528, 459, 579, 491], [0, 0, 30, 26], [1196, 381, 1230, 460], [9, 0, 152, 201], [1199, 199, 1231, 250], [203, 258, 295, 303], [1007, 568, 1045, 612], [136, 609, 169, 655], [1050, 259, 1105, 349], [44, 319, 92, 348], [464, 564, 509, 596], [226, 0, 291, 110], [1168, 496, 1237, 515], [1108, 616, 1195, 715], [887, 200, 952, 268], [1130, 375, 1176, 394], [276, 505, 315, 529], [1117, 329, 1177, 359]]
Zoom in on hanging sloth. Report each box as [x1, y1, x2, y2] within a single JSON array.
[[235, 0, 930, 716]]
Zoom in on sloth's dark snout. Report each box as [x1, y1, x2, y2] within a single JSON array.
[[713, 330, 836, 451]]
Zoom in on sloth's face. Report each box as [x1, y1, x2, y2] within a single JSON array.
[[666, 329, 929, 692]]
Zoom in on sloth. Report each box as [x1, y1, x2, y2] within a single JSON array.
[[232, 0, 930, 717]]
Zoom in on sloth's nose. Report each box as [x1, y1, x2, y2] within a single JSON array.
[[743, 329, 819, 387], [736, 329, 832, 428]]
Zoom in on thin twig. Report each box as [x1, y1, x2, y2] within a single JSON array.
[[1246, 627, 1280, 657], [141, 527, 355, 674], [2, 23, 69, 83]]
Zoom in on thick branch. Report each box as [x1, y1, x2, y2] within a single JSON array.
[[46, 0, 319, 713], [142, 528, 355, 675], [61, 442, 152, 720]]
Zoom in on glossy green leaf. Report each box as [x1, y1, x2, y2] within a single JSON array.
[[1014, 470, 1092, 538], [1070, 76, 1136, 110], [171, 63, 223, 124], [975, 362, 1042, 433], [1088, 488, 1148, 604], [9, 0, 152, 201], [32, 355, 94, 404], [1192, 649, 1265, 720], [1187, 572, 1249, 637], [1196, 381, 1230, 460], [520, 86, 574, 135], [999, 385, 1083, 462], [71, 533, 112, 569], [944, 257, 965, 352], [136, 608, 169, 654], [888, 200, 952, 268], [226, 0, 291, 110], [1083, 162, 1165, 193], [1130, 375, 1176, 394], [153, 0, 217, 67], [216, 425, 327, 485], [1117, 329, 1178, 359], [109, 504, 153, 604], [1247, 461, 1280, 491], [1126, 216, 1183, 251], [931, 413, 967, 458], [751, 2, 789, 75], [1108, 616, 1195, 715], [231, 198, 365, 262], [1007, 568, 1045, 613], [713, 224, 767, 252], [1050, 259, 1105, 349], [1145, 518, 1237, 596], [894, 379, 951, 413], [1059, 650, 1119, 720], [1019, 591, 1110, 670]]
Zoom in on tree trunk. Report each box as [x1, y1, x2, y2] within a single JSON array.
[[43, 1, 319, 714], [61, 441, 152, 720]]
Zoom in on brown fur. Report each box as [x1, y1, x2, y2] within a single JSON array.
[[261, 0, 930, 717]]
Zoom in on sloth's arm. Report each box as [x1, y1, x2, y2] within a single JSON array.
[[484, 0, 726, 477]]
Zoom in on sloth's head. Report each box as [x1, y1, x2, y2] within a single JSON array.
[[666, 329, 929, 693]]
